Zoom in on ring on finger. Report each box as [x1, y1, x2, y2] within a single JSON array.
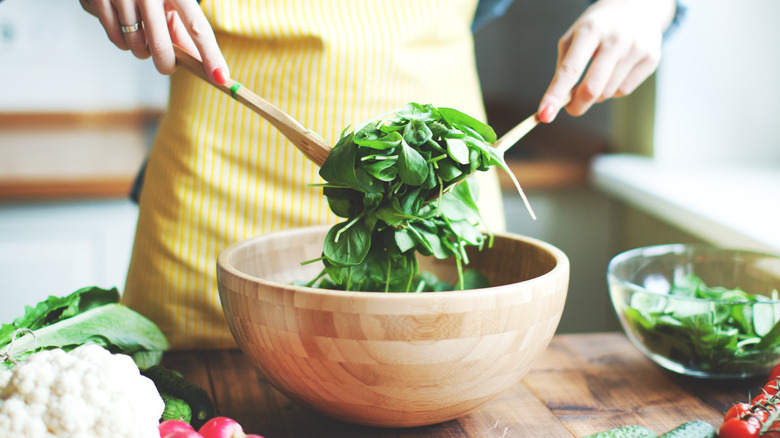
[[121, 21, 142, 33]]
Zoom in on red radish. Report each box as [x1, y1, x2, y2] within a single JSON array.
[[198, 417, 245, 438], [159, 420, 198, 437], [162, 432, 203, 438]]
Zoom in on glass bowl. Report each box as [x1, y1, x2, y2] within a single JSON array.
[[608, 244, 780, 379]]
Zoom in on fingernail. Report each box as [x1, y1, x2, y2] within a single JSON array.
[[212, 67, 229, 85], [539, 104, 556, 123]]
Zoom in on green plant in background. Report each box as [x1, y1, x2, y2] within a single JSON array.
[[304, 103, 529, 292]]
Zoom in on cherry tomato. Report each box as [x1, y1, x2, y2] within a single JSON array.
[[725, 403, 752, 422], [752, 393, 771, 405], [765, 380, 780, 397], [719, 417, 762, 438], [769, 363, 780, 382]]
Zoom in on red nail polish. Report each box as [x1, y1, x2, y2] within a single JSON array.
[[212, 67, 229, 85], [540, 104, 556, 123]]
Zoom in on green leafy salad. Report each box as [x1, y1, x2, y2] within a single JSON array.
[[302, 103, 531, 292], [0, 286, 169, 369], [624, 274, 780, 374]]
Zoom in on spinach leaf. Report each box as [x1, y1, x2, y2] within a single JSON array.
[[323, 219, 371, 266], [307, 103, 531, 292], [398, 140, 428, 186], [446, 138, 471, 165], [354, 128, 402, 150], [623, 274, 780, 375]]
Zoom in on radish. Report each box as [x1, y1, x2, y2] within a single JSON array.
[[159, 420, 201, 438], [198, 417, 245, 438], [162, 432, 203, 438]]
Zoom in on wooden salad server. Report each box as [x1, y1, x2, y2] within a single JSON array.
[[176, 47, 552, 165], [172, 45, 333, 167]]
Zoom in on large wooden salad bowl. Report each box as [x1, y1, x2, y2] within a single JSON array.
[[216, 225, 569, 427]]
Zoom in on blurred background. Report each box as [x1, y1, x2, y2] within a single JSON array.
[[1, 0, 779, 332]]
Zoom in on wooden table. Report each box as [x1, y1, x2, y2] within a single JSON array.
[[162, 332, 764, 437]]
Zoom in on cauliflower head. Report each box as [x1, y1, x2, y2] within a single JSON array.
[[0, 344, 164, 437]]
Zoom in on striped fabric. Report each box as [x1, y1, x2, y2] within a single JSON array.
[[122, 0, 505, 349]]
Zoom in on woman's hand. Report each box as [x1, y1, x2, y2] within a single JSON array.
[[538, 0, 676, 123], [80, 0, 230, 84]]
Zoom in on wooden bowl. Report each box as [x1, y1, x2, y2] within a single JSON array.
[[217, 225, 569, 427]]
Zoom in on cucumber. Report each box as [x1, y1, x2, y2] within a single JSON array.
[[584, 425, 658, 438], [161, 394, 192, 423], [142, 365, 215, 428], [659, 420, 716, 438]]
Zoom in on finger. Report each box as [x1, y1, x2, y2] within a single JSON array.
[[567, 41, 622, 116], [599, 53, 641, 101], [171, 0, 230, 84], [167, 9, 200, 61], [555, 27, 574, 70], [89, 0, 129, 51], [112, 0, 150, 59], [137, 1, 176, 74], [613, 56, 659, 98], [538, 27, 600, 123]]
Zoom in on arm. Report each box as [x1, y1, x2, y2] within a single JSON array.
[[79, 0, 230, 84], [538, 0, 679, 123]]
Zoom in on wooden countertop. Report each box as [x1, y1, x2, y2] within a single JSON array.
[[161, 332, 757, 437], [0, 112, 152, 200], [592, 154, 780, 255]]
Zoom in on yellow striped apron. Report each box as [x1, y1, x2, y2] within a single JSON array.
[[123, 0, 506, 349]]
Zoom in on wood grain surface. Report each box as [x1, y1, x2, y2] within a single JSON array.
[[162, 332, 765, 437], [216, 227, 569, 428]]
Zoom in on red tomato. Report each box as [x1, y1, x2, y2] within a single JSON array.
[[719, 417, 762, 438], [769, 364, 780, 382], [765, 380, 780, 397], [725, 403, 752, 422], [752, 393, 771, 405]]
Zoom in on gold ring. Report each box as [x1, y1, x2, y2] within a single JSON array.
[[121, 22, 141, 33]]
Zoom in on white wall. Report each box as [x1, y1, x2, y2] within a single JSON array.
[[0, 200, 138, 323], [0, 0, 168, 111], [653, 0, 780, 164]]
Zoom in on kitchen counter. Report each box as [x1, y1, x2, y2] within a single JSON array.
[[161, 332, 754, 437], [592, 154, 780, 254], [0, 112, 153, 200]]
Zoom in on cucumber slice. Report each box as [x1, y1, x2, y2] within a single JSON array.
[[659, 420, 716, 438], [584, 425, 657, 438]]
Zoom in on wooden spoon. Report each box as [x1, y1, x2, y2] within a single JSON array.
[[176, 42, 545, 161], [492, 113, 541, 154], [175, 45, 545, 168], [172, 45, 332, 167]]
